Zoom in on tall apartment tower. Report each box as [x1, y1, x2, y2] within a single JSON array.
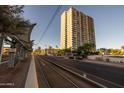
[[60, 7, 96, 50]]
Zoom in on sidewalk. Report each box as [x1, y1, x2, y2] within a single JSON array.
[[25, 55, 38, 88]]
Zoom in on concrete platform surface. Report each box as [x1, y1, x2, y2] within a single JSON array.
[[25, 55, 38, 88]]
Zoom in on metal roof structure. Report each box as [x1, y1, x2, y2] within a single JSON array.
[[9, 23, 36, 51]]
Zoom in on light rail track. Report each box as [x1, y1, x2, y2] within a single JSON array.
[[36, 55, 106, 88], [42, 55, 124, 88], [37, 56, 78, 88]]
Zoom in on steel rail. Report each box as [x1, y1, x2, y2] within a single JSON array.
[[42, 56, 124, 88], [36, 56, 51, 87], [39, 57, 79, 88], [40, 56, 107, 88]]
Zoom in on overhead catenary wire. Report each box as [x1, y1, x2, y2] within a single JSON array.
[[35, 5, 62, 47]]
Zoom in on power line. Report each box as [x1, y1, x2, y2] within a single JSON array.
[[36, 5, 62, 47]]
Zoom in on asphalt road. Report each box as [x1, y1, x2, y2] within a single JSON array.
[[38, 55, 124, 87]]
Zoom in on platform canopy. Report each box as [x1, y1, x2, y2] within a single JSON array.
[[14, 23, 36, 51]]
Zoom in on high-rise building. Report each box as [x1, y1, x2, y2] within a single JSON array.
[[60, 7, 96, 50]]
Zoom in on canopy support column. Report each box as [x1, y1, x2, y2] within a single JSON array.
[[8, 38, 16, 68]]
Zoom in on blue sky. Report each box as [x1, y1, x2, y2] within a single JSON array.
[[23, 5, 124, 49]]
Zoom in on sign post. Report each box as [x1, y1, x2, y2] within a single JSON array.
[[8, 38, 17, 68], [8, 48, 16, 68]]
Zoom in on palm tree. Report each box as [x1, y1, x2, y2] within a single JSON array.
[[0, 6, 12, 62], [121, 45, 124, 50], [0, 5, 26, 62], [0, 6, 12, 61]]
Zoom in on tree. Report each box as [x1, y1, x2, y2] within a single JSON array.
[[56, 45, 59, 49], [0, 6, 24, 34], [33, 47, 42, 55], [121, 45, 124, 50], [76, 43, 96, 56], [62, 48, 71, 55], [97, 48, 106, 55], [0, 5, 33, 63], [0, 6, 25, 62], [57, 48, 71, 56], [77, 46, 84, 55], [111, 49, 121, 55]]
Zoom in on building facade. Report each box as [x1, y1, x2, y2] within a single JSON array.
[[60, 7, 96, 50]]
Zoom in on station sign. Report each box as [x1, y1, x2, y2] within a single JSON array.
[[9, 48, 16, 53]]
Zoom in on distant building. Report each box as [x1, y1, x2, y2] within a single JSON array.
[[40, 48, 59, 55], [34, 46, 59, 55], [60, 7, 96, 50]]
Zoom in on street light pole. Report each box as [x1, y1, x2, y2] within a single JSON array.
[[0, 33, 4, 63]]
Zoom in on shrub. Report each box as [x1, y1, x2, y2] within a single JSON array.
[[95, 57, 103, 61], [120, 61, 123, 63], [106, 58, 110, 62]]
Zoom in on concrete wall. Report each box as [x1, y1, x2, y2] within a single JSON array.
[[87, 55, 124, 63]]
